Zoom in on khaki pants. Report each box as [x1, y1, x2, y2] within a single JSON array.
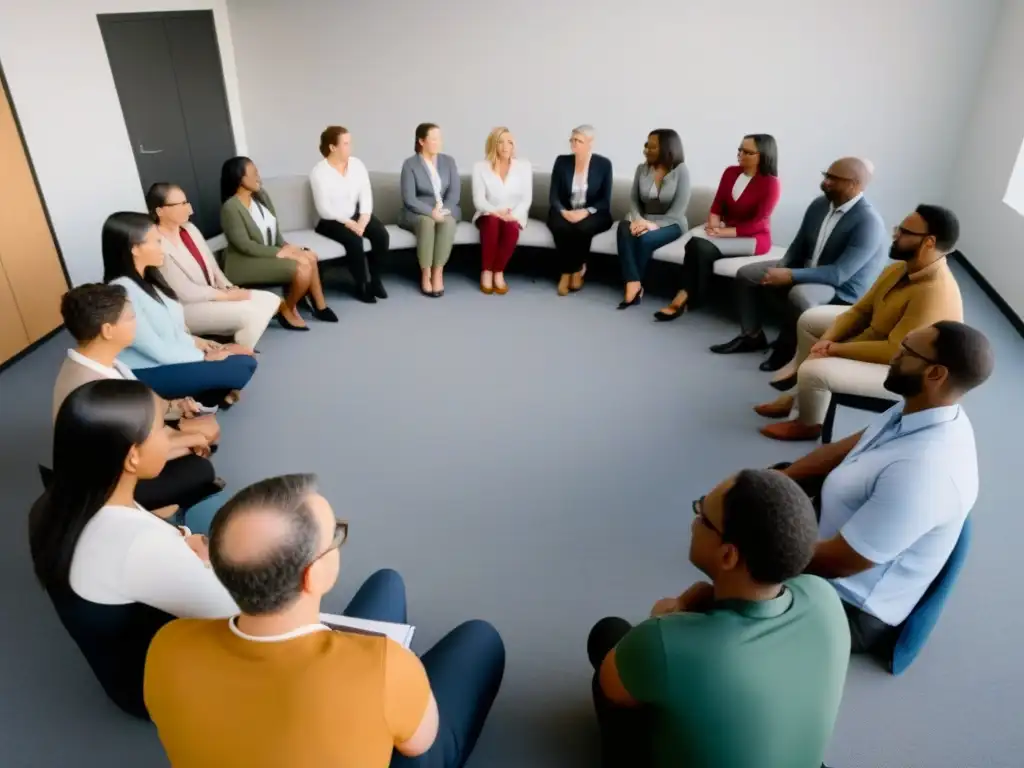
[[793, 305, 892, 425], [183, 289, 280, 348]]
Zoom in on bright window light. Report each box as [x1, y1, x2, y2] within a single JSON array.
[[1004, 136, 1024, 216]]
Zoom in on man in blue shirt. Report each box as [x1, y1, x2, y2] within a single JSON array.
[[780, 320, 994, 654]]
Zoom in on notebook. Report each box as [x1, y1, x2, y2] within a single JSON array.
[[320, 612, 415, 649]]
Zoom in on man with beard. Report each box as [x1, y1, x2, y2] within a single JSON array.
[[779, 320, 994, 654], [755, 204, 964, 441], [709, 157, 887, 368]]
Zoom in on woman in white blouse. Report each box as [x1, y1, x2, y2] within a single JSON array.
[[311, 126, 391, 304], [29, 378, 237, 718], [148, 183, 280, 348], [472, 127, 532, 295]]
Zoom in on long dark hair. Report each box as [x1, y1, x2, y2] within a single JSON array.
[[745, 134, 779, 177], [414, 123, 439, 154], [649, 128, 685, 169], [29, 379, 158, 591], [101, 211, 177, 304], [220, 156, 254, 203]]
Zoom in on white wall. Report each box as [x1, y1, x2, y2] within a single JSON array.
[[946, 0, 1024, 315], [0, 0, 247, 286], [227, 0, 998, 246]]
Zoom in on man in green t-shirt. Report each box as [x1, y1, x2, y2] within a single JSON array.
[[588, 469, 850, 768]]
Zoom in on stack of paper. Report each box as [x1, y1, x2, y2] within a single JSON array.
[[320, 612, 415, 649]]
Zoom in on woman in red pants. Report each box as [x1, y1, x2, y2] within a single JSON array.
[[471, 127, 533, 294]]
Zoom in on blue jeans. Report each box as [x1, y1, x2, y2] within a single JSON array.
[[133, 356, 258, 406], [617, 222, 683, 283], [343, 570, 506, 768]]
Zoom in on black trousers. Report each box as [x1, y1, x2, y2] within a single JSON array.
[[547, 210, 613, 275], [135, 453, 217, 511], [315, 213, 390, 285], [587, 617, 655, 768], [675, 236, 727, 307], [844, 601, 898, 656]]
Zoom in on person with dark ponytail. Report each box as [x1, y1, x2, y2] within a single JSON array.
[[220, 156, 337, 330], [102, 211, 258, 407], [29, 379, 237, 718]]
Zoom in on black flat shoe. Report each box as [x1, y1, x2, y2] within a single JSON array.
[[759, 344, 795, 372], [277, 313, 310, 332], [653, 304, 687, 322], [371, 279, 388, 300], [710, 331, 769, 355], [770, 373, 798, 392], [433, 289, 444, 298], [617, 288, 644, 310], [355, 284, 377, 304]]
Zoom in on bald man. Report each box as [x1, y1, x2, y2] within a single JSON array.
[[143, 474, 505, 768], [711, 157, 888, 372]]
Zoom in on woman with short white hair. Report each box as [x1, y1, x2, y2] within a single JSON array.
[[472, 127, 532, 294], [547, 125, 613, 295]]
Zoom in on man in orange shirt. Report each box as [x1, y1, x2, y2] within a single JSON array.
[[144, 474, 505, 767]]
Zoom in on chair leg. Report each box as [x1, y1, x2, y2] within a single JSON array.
[[821, 399, 839, 445]]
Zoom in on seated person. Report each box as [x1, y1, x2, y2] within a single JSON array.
[[29, 379, 238, 719], [145, 474, 505, 768], [147, 182, 280, 348], [471, 126, 532, 295], [53, 283, 221, 513], [655, 134, 780, 319], [399, 123, 461, 298], [710, 157, 886, 365], [589, 469, 849, 768], [221, 156, 336, 330], [617, 128, 689, 309], [102, 211, 258, 407], [311, 126, 391, 304], [780, 321, 994, 655], [548, 125, 613, 296], [756, 204, 963, 441]]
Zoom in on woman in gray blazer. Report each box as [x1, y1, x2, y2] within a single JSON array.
[[616, 129, 690, 309], [399, 123, 461, 297]]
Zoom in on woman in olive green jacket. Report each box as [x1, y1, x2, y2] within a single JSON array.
[[220, 156, 336, 330]]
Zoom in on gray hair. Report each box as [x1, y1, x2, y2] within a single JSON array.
[[571, 124, 595, 139]]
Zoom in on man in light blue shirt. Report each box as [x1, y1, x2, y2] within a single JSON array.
[[780, 320, 994, 654]]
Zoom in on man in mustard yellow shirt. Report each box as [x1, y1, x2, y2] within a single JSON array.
[[144, 474, 504, 768], [755, 204, 963, 441]]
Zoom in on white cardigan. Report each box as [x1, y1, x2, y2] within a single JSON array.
[[471, 159, 532, 228]]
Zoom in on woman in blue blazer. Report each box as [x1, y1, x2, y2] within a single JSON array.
[[548, 125, 613, 295], [101, 212, 257, 408], [398, 123, 461, 297]]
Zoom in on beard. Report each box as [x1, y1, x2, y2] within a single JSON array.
[[889, 241, 917, 261], [883, 368, 924, 397]]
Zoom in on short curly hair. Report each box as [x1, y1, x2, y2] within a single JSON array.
[[209, 474, 321, 615], [721, 469, 818, 584]]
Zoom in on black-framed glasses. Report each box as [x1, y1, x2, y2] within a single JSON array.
[[893, 225, 929, 238], [692, 497, 722, 536], [900, 341, 940, 365], [163, 200, 191, 207], [309, 520, 349, 565], [820, 171, 857, 183], [737, 147, 759, 156]]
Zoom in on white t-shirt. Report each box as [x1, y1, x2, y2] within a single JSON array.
[[309, 157, 373, 223], [69, 504, 238, 619], [249, 199, 278, 245]]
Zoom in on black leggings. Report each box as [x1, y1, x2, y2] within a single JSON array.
[[315, 214, 390, 284]]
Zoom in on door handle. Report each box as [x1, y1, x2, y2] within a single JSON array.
[[138, 144, 163, 155]]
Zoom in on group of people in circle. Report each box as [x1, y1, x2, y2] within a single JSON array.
[[27, 117, 1000, 768]]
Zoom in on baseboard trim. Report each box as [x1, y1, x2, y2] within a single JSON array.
[[953, 250, 1024, 339], [0, 325, 63, 374]]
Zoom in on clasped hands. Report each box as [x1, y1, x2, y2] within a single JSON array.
[[216, 286, 252, 302], [197, 337, 255, 361], [629, 218, 659, 236], [759, 268, 794, 287], [650, 581, 716, 617], [343, 215, 373, 236], [561, 208, 590, 224]]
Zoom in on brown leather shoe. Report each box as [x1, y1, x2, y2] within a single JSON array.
[[753, 394, 794, 419], [570, 266, 586, 292], [557, 274, 571, 296], [760, 420, 822, 442]]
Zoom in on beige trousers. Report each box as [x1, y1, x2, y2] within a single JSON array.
[[792, 305, 892, 425], [183, 289, 280, 348]]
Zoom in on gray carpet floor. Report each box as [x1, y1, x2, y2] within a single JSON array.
[[0, 264, 1020, 768]]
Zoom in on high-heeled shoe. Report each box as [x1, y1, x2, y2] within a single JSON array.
[[617, 288, 644, 310], [277, 312, 310, 332], [653, 301, 688, 322]]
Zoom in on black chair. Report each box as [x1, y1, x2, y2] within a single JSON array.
[[820, 393, 898, 444]]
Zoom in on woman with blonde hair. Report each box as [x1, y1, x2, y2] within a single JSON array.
[[471, 127, 532, 294]]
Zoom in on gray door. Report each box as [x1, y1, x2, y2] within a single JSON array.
[[99, 11, 235, 237]]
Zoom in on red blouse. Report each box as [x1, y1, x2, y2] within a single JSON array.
[[708, 165, 781, 255]]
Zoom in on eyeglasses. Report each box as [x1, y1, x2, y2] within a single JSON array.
[[899, 341, 940, 365], [820, 171, 857, 183], [893, 225, 929, 238], [309, 520, 349, 565], [163, 200, 191, 208], [692, 497, 722, 536], [737, 147, 759, 156]]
